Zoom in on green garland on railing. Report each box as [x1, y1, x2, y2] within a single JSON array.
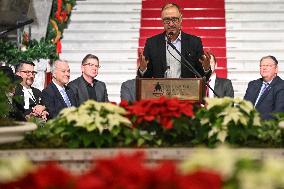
[[0, 0, 76, 65], [46, 0, 76, 43], [0, 38, 58, 66]]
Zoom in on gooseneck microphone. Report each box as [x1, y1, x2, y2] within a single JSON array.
[[166, 32, 220, 98]]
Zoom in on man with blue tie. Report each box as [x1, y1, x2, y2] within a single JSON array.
[[244, 55, 284, 120], [42, 60, 77, 119]]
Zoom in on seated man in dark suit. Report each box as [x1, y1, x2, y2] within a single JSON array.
[[14, 61, 48, 120], [207, 53, 234, 98], [42, 60, 77, 119], [68, 54, 108, 105], [244, 55, 284, 120], [120, 78, 136, 102]]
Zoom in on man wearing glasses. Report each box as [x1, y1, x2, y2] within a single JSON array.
[[138, 3, 211, 79], [14, 61, 48, 120], [68, 54, 109, 105], [244, 56, 284, 120]]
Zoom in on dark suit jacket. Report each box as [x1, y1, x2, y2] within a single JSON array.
[[214, 77, 234, 98], [138, 31, 211, 79], [41, 82, 77, 119], [120, 79, 136, 102], [244, 76, 284, 120], [14, 84, 43, 116], [68, 76, 109, 105]]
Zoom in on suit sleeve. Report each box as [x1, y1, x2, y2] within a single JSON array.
[[196, 37, 212, 80], [244, 81, 254, 104], [225, 80, 234, 98], [120, 82, 131, 101], [137, 38, 153, 78], [68, 82, 79, 105], [103, 83, 109, 102], [273, 84, 284, 114], [41, 89, 57, 119]]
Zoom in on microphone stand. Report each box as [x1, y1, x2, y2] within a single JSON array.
[[167, 39, 220, 98]]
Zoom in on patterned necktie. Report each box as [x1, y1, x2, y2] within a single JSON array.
[[60, 89, 72, 107], [254, 82, 269, 106], [260, 83, 269, 96]]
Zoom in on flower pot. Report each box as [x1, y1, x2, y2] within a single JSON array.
[[0, 122, 37, 144]]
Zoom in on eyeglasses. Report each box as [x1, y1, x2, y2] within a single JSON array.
[[260, 64, 276, 68], [83, 63, 101, 68], [20, 70, 37, 75], [162, 17, 180, 24]]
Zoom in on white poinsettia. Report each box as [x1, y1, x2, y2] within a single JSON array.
[[236, 97, 254, 114], [0, 155, 34, 183], [205, 97, 261, 127], [238, 158, 284, 189], [219, 106, 244, 125], [278, 121, 284, 129], [58, 100, 131, 133], [205, 97, 233, 110], [180, 146, 239, 179]]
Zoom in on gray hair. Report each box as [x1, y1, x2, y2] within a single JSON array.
[[260, 55, 278, 65], [51, 59, 68, 73]]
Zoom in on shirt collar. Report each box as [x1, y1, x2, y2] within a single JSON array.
[[164, 32, 181, 43], [263, 76, 275, 85], [22, 85, 32, 92], [82, 76, 96, 87], [53, 80, 65, 92]]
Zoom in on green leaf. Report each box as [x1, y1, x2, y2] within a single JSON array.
[[137, 138, 145, 147]]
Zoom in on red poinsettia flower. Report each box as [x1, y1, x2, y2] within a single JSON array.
[[122, 97, 194, 129], [2, 162, 75, 189], [83, 151, 152, 189], [180, 170, 222, 189], [149, 160, 183, 189]]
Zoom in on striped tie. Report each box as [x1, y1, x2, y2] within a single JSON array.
[[60, 89, 72, 107], [254, 82, 269, 106]]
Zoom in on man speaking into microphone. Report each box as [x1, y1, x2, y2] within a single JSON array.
[[137, 3, 211, 79]]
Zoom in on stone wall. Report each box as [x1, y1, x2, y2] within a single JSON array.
[[1, 148, 284, 173]]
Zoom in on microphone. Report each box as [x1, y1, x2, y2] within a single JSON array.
[[165, 32, 220, 98], [0, 19, 34, 37], [166, 32, 202, 78]]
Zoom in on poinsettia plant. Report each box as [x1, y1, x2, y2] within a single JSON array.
[[4, 97, 284, 149], [193, 97, 284, 147], [120, 97, 196, 146], [3, 146, 284, 189], [180, 146, 284, 189], [0, 151, 222, 189], [27, 100, 132, 148]]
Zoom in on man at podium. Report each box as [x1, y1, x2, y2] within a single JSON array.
[[137, 3, 211, 80]]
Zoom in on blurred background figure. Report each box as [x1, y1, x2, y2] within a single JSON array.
[[207, 53, 234, 98], [120, 78, 136, 102]]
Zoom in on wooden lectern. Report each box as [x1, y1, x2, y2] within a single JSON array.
[[136, 78, 205, 103]]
